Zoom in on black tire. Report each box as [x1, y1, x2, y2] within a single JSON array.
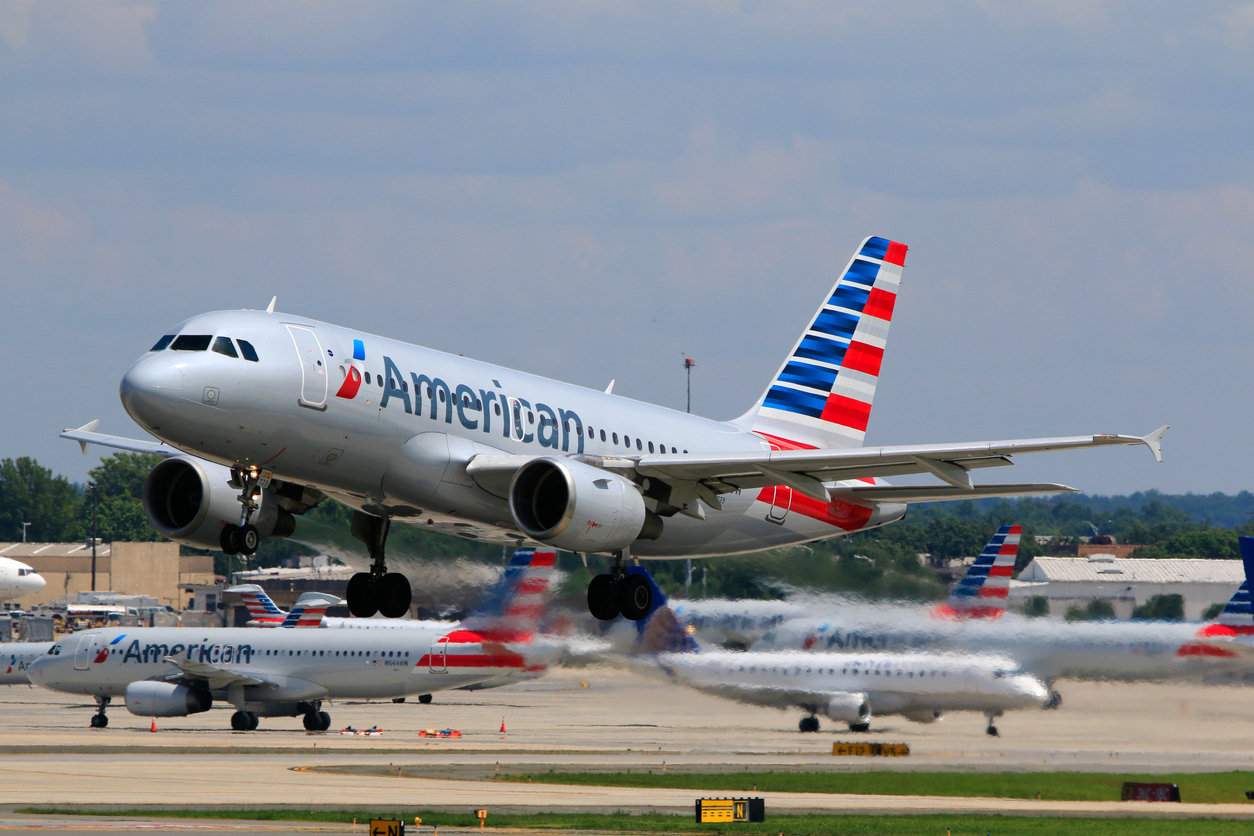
[[99, 714, 108, 728], [318, 711, 331, 731], [377, 572, 412, 619], [418, 694, 433, 705], [618, 574, 653, 622], [587, 574, 620, 621], [392, 697, 406, 704], [90, 714, 104, 728], [848, 722, 870, 733], [230, 710, 249, 731], [346, 572, 378, 618], [246, 712, 259, 731], [220, 524, 240, 556], [303, 712, 320, 731], [799, 716, 820, 733], [986, 725, 999, 737], [239, 524, 260, 556]]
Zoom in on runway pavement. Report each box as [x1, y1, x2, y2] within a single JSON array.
[[3, 665, 1254, 819]]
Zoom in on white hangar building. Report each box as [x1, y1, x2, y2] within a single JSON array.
[[1009, 554, 1245, 621]]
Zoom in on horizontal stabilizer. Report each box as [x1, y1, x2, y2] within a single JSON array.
[[827, 483, 1077, 503]]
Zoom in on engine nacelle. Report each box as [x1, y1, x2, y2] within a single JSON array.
[[509, 458, 662, 553], [125, 681, 212, 717], [824, 692, 871, 724], [143, 456, 294, 549]]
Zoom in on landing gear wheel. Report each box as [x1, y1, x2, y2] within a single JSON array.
[[587, 573, 620, 621], [318, 711, 331, 731], [418, 694, 433, 705], [618, 574, 653, 622], [303, 711, 321, 731], [1044, 689, 1063, 710], [231, 710, 250, 731], [986, 724, 1000, 737], [239, 524, 260, 556], [246, 712, 259, 731], [799, 716, 820, 733], [346, 572, 378, 618], [90, 714, 108, 728], [220, 524, 241, 556], [377, 572, 412, 619], [848, 722, 870, 733]]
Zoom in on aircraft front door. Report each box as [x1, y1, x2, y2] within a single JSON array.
[[429, 637, 448, 673], [286, 325, 328, 409], [73, 635, 100, 671], [765, 485, 791, 525]]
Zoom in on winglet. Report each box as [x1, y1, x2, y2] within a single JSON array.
[[1141, 425, 1169, 463], [266, 296, 277, 314], [69, 420, 101, 454], [605, 379, 615, 395]]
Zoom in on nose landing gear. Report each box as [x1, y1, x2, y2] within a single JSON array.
[[344, 512, 412, 619], [985, 710, 1002, 737], [586, 551, 653, 622], [220, 469, 264, 557], [89, 696, 110, 728]]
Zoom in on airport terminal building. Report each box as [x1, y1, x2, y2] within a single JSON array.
[[1009, 554, 1244, 620]]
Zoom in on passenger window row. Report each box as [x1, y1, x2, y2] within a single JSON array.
[[152, 334, 259, 362]]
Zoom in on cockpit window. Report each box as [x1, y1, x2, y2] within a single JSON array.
[[150, 335, 175, 351], [170, 335, 212, 352], [212, 336, 239, 358], [237, 339, 260, 362]]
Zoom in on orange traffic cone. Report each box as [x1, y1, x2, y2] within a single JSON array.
[[150, 716, 157, 732], [500, 717, 506, 734]]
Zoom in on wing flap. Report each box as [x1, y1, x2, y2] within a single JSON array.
[[827, 483, 1078, 503]]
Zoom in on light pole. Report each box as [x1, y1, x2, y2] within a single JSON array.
[[683, 357, 695, 414], [89, 483, 98, 592], [20, 522, 30, 543]]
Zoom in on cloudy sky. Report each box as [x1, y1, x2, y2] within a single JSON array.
[[1, 1, 1251, 495]]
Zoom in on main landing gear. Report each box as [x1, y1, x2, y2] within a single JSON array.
[[89, 696, 109, 728], [587, 551, 653, 622], [231, 710, 259, 731], [799, 715, 820, 733], [985, 710, 1002, 737], [345, 512, 412, 619], [220, 469, 262, 557], [303, 708, 332, 731]]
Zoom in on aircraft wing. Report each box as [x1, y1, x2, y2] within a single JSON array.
[[470, 427, 1167, 506], [685, 680, 844, 711], [160, 656, 268, 690], [61, 421, 179, 457]]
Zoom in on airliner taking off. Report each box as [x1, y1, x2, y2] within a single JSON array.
[[63, 237, 1166, 621]]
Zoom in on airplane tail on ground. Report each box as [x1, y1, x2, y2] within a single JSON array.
[[226, 584, 287, 626], [934, 524, 1022, 619], [459, 548, 558, 642], [743, 236, 907, 451], [279, 592, 343, 628], [631, 567, 699, 655], [1195, 537, 1254, 639]]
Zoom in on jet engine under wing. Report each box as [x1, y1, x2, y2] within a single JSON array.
[[61, 421, 179, 457]]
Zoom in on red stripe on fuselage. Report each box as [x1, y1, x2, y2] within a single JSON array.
[[757, 487, 873, 532]]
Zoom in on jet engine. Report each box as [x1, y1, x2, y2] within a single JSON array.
[[824, 692, 871, 724], [509, 458, 663, 553], [125, 681, 212, 717], [142, 456, 294, 550]]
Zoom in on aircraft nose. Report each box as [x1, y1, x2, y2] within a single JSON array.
[[120, 355, 184, 428], [25, 573, 45, 594]]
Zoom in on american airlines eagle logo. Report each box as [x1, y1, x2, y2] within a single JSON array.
[[335, 339, 366, 399]]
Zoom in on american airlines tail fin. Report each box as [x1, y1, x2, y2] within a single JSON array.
[[632, 567, 699, 655], [744, 236, 906, 451], [1196, 537, 1254, 638], [226, 584, 287, 626], [279, 592, 343, 628], [459, 548, 557, 641], [934, 524, 1021, 619]]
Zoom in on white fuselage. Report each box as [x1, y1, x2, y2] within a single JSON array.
[[0, 559, 46, 601], [119, 310, 905, 557], [756, 611, 1246, 684], [28, 625, 549, 703], [0, 642, 53, 685], [656, 649, 1049, 720]]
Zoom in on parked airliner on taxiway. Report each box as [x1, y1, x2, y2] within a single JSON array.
[[28, 549, 557, 730], [0, 557, 45, 601], [62, 236, 1166, 622]]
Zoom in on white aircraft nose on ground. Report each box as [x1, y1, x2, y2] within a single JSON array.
[[0, 558, 45, 601]]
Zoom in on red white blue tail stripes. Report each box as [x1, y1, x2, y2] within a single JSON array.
[[1207, 537, 1254, 635], [228, 584, 287, 627], [459, 547, 557, 642], [950, 524, 1021, 608], [751, 236, 906, 451]]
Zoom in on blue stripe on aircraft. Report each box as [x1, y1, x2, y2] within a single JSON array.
[[763, 386, 827, 418], [777, 361, 839, 392], [843, 259, 881, 285], [811, 309, 859, 339], [793, 334, 848, 366], [353, 339, 365, 361], [828, 284, 871, 312], [860, 237, 890, 260]]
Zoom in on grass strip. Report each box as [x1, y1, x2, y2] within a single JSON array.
[[494, 770, 1254, 804], [16, 808, 1254, 835]]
